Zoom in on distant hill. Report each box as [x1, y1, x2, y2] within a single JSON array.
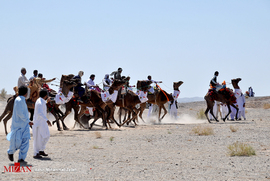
[[178, 97, 204, 103]]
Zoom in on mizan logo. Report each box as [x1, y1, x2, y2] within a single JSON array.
[[4, 162, 32, 173]]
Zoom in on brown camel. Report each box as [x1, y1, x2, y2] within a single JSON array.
[[138, 81, 184, 122], [204, 78, 240, 123], [0, 74, 78, 135], [0, 80, 40, 135], [58, 79, 127, 130], [106, 80, 153, 126]]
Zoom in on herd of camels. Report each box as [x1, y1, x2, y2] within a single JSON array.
[[0, 74, 242, 135]]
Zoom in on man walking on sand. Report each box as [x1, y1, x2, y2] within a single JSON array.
[[7, 86, 33, 163], [32, 89, 52, 159]]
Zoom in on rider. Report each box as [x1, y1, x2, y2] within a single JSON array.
[[111, 68, 123, 80], [73, 71, 85, 103], [86, 74, 99, 91], [210, 71, 224, 92], [102, 74, 111, 91], [147, 75, 162, 94]]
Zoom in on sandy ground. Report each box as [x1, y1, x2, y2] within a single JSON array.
[[0, 96, 270, 180]]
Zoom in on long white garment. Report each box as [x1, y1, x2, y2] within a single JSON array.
[[208, 101, 218, 119], [220, 104, 229, 119], [33, 97, 50, 156], [209, 102, 217, 119], [238, 94, 246, 119], [170, 90, 180, 118], [230, 104, 237, 120]]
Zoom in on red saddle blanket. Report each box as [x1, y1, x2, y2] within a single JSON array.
[[208, 88, 236, 103]]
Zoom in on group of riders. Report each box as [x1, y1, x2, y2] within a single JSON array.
[[16, 67, 164, 112]]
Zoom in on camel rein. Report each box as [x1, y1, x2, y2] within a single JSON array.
[[156, 84, 170, 102]]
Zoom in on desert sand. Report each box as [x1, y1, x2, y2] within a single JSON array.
[[0, 96, 270, 180]]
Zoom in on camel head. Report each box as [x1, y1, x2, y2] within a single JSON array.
[[136, 80, 152, 92], [111, 78, 126, 91], [60, 74, 75, 88], [173, 81, 184, 90], [231, 78, 242, 89], [62, 80, 77, 97]]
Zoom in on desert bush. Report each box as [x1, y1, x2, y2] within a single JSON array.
[[94, 132, 102, 139], [228, 141, 256, 156], [0, 88, 7, 98], [229, 125, 238, 132], [263, 103, 270, 109], [191, 125, 214, 136], [197, 109, 206, 119], [110, 136, 114, 142]]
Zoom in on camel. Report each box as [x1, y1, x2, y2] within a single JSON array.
[[0, 79, 40, 135], [104, 80, 153, 127], [138, 81, 184, 122], [56, 78, 127, 130], [0, 74, 78, 135], [204, 78, 240, 123]]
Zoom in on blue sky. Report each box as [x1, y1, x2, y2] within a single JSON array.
[[0, 1, 269, 98]]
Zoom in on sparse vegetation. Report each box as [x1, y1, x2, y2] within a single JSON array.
[[110, 136, 114, 142], [168, 131, 172, 134], [93, 146, 99, 149], [263, 103, 270, 109], [94, 132, 102, 139], [191, 126, 214, 136], [196, 109, 206, 119], [229, 125, 238, 132], [228, 141, 256, 156], [0, 88, 7, 99]]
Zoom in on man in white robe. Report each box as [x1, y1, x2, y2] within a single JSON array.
[[238, 93, 246, 120], [170, 90, 180, 119], [32, 89, 52, 159], [220, 103, 229, 120], [7, 86, 33, 163], [86, 74, 98, 90]]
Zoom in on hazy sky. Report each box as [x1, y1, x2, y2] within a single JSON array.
[[1, 1, 269, 98]]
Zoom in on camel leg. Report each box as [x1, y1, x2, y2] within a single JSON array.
[[3, 112, 12, 135], [204, 107, 212, 123], [51, 111, 62, 131], [138, 103, 146, 123], [209, 108, 219, 122], [121, 107, 138, 126], [160, 104, 167, 121], [106, 105, 120, 128], [73, 106, 87, 129]]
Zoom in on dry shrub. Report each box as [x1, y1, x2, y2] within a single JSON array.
[[110, 136, 114, 142], [191, 125, 214, 136], [263, 103, 270, 109], [94, 132, 102, 139], [229, 125, 238, 132], [197, 109, 206, 119], [228, 141, 256, 156]]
